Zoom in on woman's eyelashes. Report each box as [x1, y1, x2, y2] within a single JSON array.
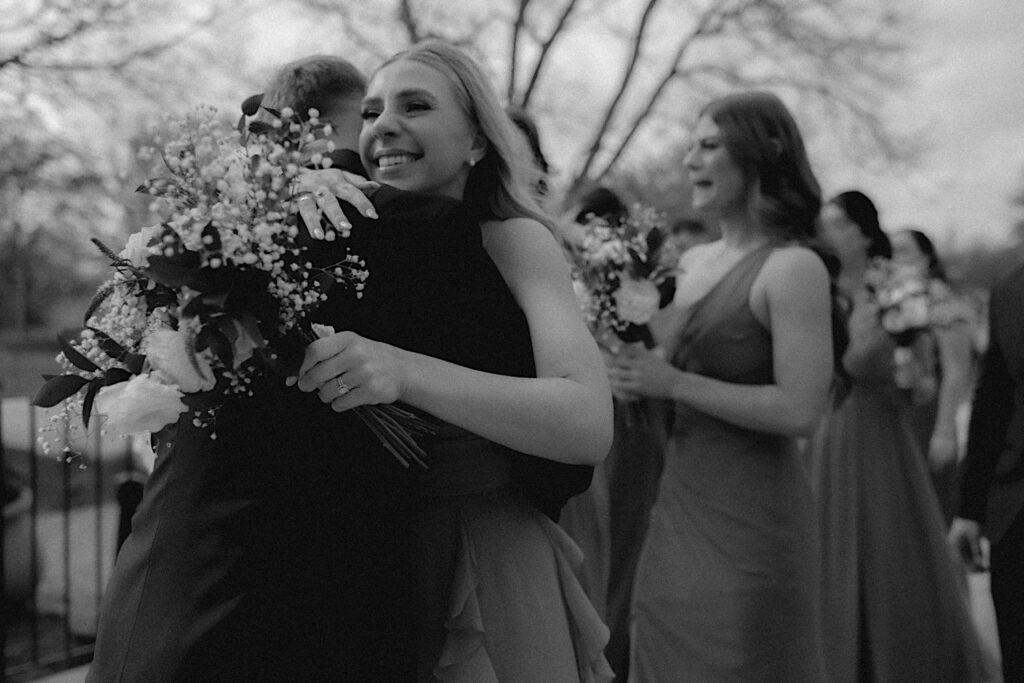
[[360, 100, 432, 121]]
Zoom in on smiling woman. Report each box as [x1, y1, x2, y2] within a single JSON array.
[[289, 39, 615, 681], [358, 62, 484, 199]]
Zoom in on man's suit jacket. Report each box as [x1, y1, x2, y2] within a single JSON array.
[[960, 262, 1024, 545]]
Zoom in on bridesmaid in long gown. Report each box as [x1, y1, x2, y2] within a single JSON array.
[[295, 40, 614, 681], [808, 190, 984, 682], [890, 227, 975, 522], [610, 91, 834, 681]]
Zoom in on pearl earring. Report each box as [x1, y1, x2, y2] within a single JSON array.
[[468, 157, 477, 168]]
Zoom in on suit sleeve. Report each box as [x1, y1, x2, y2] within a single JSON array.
[[959, 284, 1016, 525]]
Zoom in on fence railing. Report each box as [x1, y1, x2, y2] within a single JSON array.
[[2, 394, 146, 682]]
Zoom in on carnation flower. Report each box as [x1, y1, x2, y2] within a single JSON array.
[[144, 328, 217, 393], [614, 277, 661, 325], [94, 374, 188, 435]]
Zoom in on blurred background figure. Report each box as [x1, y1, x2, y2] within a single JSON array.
[[949, 256, 1024, 683], [890, 227, 975, 522], [663, 217, 714, 266], [809, 190, 985, 682], [558, 183, 631, 624]]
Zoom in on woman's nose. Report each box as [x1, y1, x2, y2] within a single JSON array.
[[370, 108, 399, 138], [683, 146, 699, 169]]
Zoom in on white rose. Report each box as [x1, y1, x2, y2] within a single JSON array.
[[881, 307, 908, 333], [144, 328, 217, 393], [614, 277, 661, 325], [95, 374, 188, 435], [120, 224, 162, 268], [901, 296, 930, 329]]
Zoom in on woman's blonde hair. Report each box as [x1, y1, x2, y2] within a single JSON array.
[[377, 40, 556, 232]]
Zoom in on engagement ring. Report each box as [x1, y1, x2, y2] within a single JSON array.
[[335, 377, 350, 396]]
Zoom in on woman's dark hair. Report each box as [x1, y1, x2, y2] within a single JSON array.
[[830, 190, 891, 260], [574, 186, 629, 226], [900, 228, 946, 281], [700, 91, 821, 241]]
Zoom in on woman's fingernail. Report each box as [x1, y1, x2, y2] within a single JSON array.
[[285, 377, 296, 386], [366, 208, 378, 219]]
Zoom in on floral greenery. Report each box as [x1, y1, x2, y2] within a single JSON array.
[[568, 204, 676, 350], [865, 258, 973, 345], [865, 258, 976, 399], [31, 103, 431, 467]]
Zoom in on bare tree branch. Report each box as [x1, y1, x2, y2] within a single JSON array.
[[591, 1, 744, 181], [398, 0, 423, 44], [519, 0, 580, 107], [572, 0, 664, 185], [508, 0, 534, 100], [2, 0, 223, 73]]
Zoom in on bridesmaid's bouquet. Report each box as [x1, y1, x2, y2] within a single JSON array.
[[568, 204, 676, 351], [33, 103, 431, 467], [865, 258, 973, 398]]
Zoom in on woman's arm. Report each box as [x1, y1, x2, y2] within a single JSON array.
[[929, 321, 974, 469], [610, 246, 833, 436], [295, 218, 613, 465]]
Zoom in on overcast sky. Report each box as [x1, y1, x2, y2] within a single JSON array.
[[824, 0, 1024, 248], [244, 1, 1024, 249]]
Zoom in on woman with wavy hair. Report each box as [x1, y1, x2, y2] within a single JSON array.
[[609, 91, 833, 680]]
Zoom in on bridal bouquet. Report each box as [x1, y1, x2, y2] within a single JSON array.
[[34, 102, 430, 467], [569, 204, 676, 350]]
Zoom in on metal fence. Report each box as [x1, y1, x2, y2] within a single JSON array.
[[2, 394, 145, 683]]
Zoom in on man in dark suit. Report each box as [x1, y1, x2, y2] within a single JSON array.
[[949, 261, 1024, 682]]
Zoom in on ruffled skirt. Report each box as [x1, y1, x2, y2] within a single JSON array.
[[415, 489, 613, 682]]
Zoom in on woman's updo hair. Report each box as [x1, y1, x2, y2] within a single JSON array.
[[700, 91, 821, 241], [899, 228, 946, 281], [830, 190, 891, 260]]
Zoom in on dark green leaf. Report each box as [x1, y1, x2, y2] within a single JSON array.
[[82, 378, 103, 428], [197, 324, 233, 369], [200, 222, 222, 253], [241, 93, 264, 117], [58, 334, 99, 372], [32, 374, 91, 408], [123, 352, 146, 375], [87, 327, 128, 362], [104, 368, 134, 385], [144, 251, 202, 288], [247, 121, 274, 136]]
